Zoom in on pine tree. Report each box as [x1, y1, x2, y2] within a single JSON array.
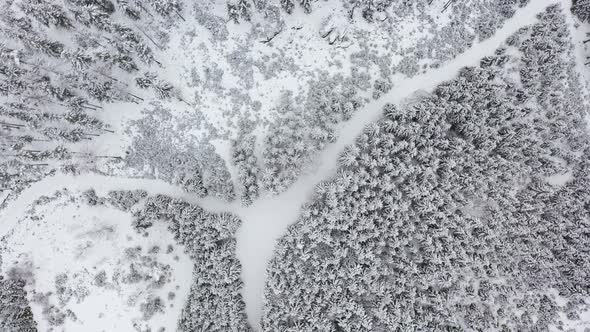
[[299, 0, 312, 13], [572, 0, 590, 22], [0, 276, 37, 332], [147, 0, 182, 17], [177, 171, 208, 197], [20, 0, 74, 29], [116, 0, 141, 20], [71, 4, 113, 30], [280, 0, 295, 14], [63, 49, 94, 71], [227, 2, 240, 23], [237, 0, 252, 21]]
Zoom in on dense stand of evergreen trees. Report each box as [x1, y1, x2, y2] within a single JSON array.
[[263, 5, 590, 331], [572, 0, 590, 22], [133, 194, 251, 331], [82, 190, 252, 331], [126, 103, 236, 202], [261, 74, 363, 195], [232, 132, 261, 206], [0, 275, 37, 332]]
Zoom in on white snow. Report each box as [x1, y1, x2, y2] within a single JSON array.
[[1, 191, 193, 332], [549, 289, 590, 331], [546, 171, 574, 186]]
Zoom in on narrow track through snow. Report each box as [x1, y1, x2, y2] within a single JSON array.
[[235, 0, 559, 329]]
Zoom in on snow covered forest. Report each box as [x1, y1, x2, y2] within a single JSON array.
[[1, 0, 590, 331]]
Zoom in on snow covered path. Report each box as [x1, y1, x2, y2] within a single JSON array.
[[564, 0, 590, 100], [0, 174, 234, 241], [0, 0, 561, 331]]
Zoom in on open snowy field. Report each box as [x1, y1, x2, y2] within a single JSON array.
[[1, 189, 193, 332], [2, 0, 590, 331]]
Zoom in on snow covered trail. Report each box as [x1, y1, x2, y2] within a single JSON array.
[[0, 173, 235, 241], [563, 0, 590, 101], [235, 0, 559, 329]]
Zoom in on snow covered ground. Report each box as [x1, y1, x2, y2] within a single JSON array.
[[0, 189, 193, 332]]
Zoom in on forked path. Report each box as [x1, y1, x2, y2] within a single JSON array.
[[0, 0, 561, 330], [234, 0, 559, 329]]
